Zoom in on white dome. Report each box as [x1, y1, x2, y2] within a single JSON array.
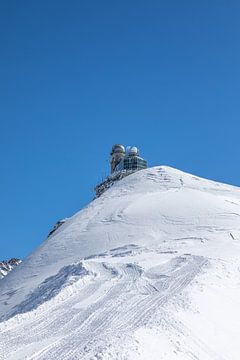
[[111, 144, 125, 154], [129, 146, 139, 155]]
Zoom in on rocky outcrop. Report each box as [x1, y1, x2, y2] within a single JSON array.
[[95, 171, 134, 198], [47, 219, 68, 238], [0, 258, 21, 279]]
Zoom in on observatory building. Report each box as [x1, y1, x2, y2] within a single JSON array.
[[110, 144, 147, 174], [95, 144, 148, 197]]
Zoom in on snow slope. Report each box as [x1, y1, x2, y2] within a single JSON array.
[[0, 166, 240, 360]]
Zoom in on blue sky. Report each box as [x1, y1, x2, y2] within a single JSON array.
[[1, 1, 240, 260]]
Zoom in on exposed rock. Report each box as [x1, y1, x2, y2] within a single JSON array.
[[95, 170, 134, 198], [47, 219, 68, 238], [0, 258, 21, 279]]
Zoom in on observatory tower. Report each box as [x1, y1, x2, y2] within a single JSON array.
[[110, 144, 147, 174], [95, 144, 148, 197], [110, 144, 126, 173]]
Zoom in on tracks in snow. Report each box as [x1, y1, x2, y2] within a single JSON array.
[[0, 253, 208, 360]]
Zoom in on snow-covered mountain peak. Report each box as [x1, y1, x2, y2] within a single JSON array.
[[1, 166, 240, 359], [100, 165, 238, 197]]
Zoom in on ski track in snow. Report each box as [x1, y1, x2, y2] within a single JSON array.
[[0, 252, 207, 360], [0, 166, 240, 359]]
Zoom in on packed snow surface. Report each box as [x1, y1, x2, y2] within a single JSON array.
[[0, 166, 240, 360]]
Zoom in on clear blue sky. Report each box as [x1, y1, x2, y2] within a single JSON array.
[[1, 1, 240, 260]]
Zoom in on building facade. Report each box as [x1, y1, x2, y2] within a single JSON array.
[[95, 144, 147, 198], [110, 144, 147, 174]]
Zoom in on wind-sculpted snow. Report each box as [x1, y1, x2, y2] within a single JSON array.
[[0, 166, 240, 359], [5, 263, 89, 320], [0, 252, 207, 360]]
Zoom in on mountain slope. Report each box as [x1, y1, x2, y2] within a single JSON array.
[[0, 166, 240, 360]]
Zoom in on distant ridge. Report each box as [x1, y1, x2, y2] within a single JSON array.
[[0, 258, 21, 279]]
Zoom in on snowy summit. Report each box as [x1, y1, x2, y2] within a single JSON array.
[[0, 163, 240, 359]]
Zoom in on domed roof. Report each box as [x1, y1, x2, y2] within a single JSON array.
[[111, 144, 125, 154], [128, 146, 139, 156]]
